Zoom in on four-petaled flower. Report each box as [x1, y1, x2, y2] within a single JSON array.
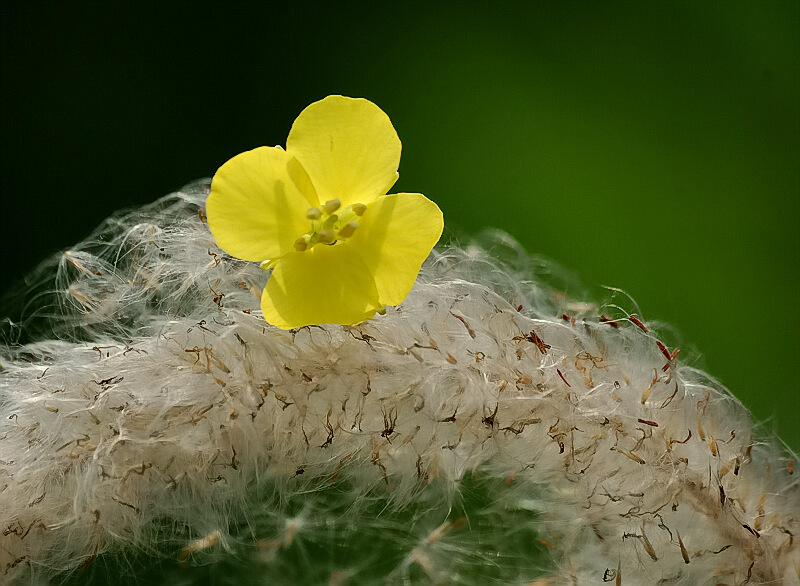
[[206, 95, 444, 329]]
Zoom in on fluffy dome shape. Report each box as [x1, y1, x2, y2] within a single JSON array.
[[1, 181, 797, 585]]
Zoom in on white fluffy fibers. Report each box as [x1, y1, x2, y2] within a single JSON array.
[[0, 180, 798, 585]]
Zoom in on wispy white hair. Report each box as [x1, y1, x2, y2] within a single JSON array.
[[1, 181, 797, 585]]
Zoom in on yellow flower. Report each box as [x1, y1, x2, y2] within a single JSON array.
[[205, 96, 444, 329]]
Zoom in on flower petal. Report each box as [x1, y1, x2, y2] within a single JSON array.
[[286, 96, 400, 207], [350, 193, 443, 306], [206, 146, 318, 262], [261, 245, 381, 329]]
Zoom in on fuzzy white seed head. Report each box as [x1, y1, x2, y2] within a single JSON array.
[[0, 180, 797, 585]]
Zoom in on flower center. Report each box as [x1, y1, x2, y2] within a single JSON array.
[[294, 199, 366, 252]]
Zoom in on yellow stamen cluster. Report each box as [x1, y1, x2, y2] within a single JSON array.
[[294, 198, 366, 252]]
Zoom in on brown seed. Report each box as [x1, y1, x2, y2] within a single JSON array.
[[629, 315, 648, 332], [677, 531, 690, 564]]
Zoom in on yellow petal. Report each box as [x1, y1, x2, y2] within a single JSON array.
[[286, 96, 400, 207], [261, 245, 381, 329], [206, 147, 317, 262], [349, 193, 443, 306]]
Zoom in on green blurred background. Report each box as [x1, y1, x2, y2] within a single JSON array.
[[1, 2, 797, 451]]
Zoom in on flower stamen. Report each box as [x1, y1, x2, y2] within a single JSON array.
[[322, 199, 341, 215], [295, 201, 368, 251], [337, 221, 359, 239], [294, 236, 310, 252], [321, 214, 339, 231], [317, 230, 335, 244]]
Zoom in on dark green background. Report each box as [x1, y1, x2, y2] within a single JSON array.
[[2, 2, 798, 451]]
